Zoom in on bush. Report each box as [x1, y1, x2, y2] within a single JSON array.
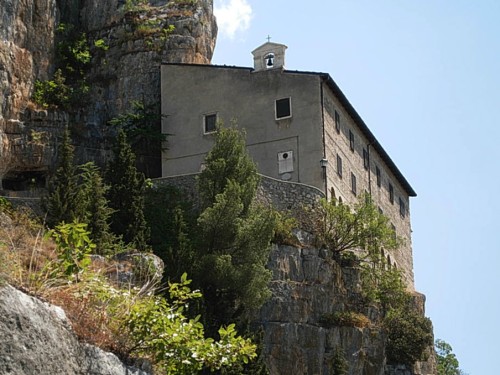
[[384, 308, 433, 366], [320, 311, 371, 329]]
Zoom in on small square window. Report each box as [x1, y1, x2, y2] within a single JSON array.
[[204, 113, 217, 133], [363, 148, 369, 170], [351, 172, 357, 195], [336, 154, 343, 178], [335, 111, 340, 133], [275, 98, 292, 119], [389, 183, 394, 204], [399, 197, 406, 218], [376, 166, 381, 187], [349, 130, 355, 151]]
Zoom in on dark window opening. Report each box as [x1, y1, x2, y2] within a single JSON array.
[[351, 172, 357, 195], [399, 197, 406, 218], [336, 154, 343, 178], [376, 166, 381, 187], [363, 148, 369, 170], [389, 183, 394, 204], [204, 113, 217, 133], [349, 130, 355, 151], [335, 110, 340, 133], [276, 98, 291, 119]]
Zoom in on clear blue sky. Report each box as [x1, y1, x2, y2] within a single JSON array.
[[212, 1, 500, 373]]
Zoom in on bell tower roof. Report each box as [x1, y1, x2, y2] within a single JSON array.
[[252, 41, 287, 71]]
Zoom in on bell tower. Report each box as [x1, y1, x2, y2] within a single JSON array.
[[252, 40, 287, 72]]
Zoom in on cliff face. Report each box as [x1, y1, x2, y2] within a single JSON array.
[[259, 239, 436, 375], [0, 284, 150, 375], [0, 0, 217, 189]]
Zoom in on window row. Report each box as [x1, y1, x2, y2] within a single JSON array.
[[336, 152, 407, 218], [203, 97, 292, 133]]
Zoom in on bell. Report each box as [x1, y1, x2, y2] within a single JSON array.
[[266, 55, 274, 67]]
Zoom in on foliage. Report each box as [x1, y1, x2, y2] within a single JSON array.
[[145, 185, 196, 283], [77, 162, 115, 253], [94, 39, 109, 51], [435, 339, 467, 375], [193, 125, 277, 331], [362, 266, 409, 312], [44, 127, 81, 228], [198, 125, 259, 212], [32, 69, 72, 109], [319, 311, 371, 329], [108, 100, 168, 163], [32, 23, 96, 109], [331, 347, 349, 375], [125, 273, 257, 373], [47, 221, 95, 280], [272, 211, 298, 246], [105, 129, 149, 250], [303, 194, 401, 256], [0, 196, 12, 213], [384, 307, 433, 366]]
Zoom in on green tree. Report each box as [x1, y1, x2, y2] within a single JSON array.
[[108, 101, 167, 177], [198, 125, 259, 212], [145, 184, 197, 283], [435, 339, 468, 375], [305, 194, 400, 257], [195, 126, 277, 329], [44, 126, 81, 227], [105, 129, 149, 250], [78, 162, 115, 253]]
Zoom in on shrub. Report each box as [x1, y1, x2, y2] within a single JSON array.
[[384, 308, 433, 366], [320, 311, 371, 329]]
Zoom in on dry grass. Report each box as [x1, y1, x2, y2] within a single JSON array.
[[0, 206, 133, 357]]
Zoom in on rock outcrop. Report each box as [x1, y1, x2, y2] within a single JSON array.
[[0, 284, 150, 375], [0, 0, 217, 191], [258, 238, 436, 375]]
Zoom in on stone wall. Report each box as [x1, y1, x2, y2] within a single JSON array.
[[152, 173, 325, 211]]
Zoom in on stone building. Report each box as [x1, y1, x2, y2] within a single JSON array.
[[160, 41, 417, 286]]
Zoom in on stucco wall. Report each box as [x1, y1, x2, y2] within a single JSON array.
[[161, 64, 325, 189]]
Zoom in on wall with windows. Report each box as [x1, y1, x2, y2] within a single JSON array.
[[161, 64, 325, 189], [322, 85, 414, 286]]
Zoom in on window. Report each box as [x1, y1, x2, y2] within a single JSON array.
[[351, 172, 357, 195], [278, 151, 294, 174], [399, 197, 406, 218], [275, 97, 292, 119], [363, 148, 369, 170], [335, 110, 340, 133], [349, 130, 355, 151], [389, 183, 394, 204], [376, 166, 381, 187], [336, 154, 343, 178], [203, 113, 217, 133]]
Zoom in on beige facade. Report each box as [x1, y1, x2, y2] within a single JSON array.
[[160, 42, 416, 286]]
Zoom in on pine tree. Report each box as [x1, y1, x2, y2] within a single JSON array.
[[105, 129, 149, 250], [195, 126, 277, 329], [44, 126, 81, 228], [78, 162, 115, 254]]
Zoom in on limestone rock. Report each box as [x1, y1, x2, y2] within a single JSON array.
[[258, 244, 436, 375], [0, 284, 150, 375]]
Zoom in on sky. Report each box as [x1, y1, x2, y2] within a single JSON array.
[[212, 1, 500, 373]]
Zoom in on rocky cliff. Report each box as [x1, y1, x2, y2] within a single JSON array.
[[259, 238, 436, 375], [0, 284, 151, 375], [0, 0, 217, 191]]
